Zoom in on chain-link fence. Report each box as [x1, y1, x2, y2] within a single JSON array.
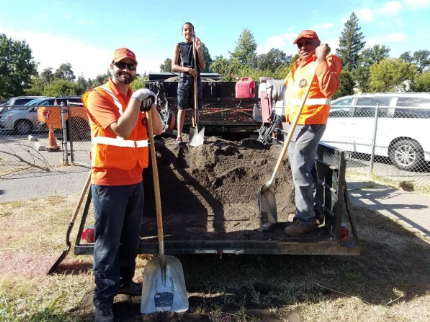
[[318, 104, 430, 194], [0, 102, 92, 178]]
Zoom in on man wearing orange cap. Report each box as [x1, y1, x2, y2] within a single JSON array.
[[283, 30, 342, 236], [83, 48, 162, 322]]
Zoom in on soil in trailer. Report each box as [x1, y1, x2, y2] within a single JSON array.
[[141, 136, 329, 243]]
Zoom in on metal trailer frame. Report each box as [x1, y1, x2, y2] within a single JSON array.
[[73, 142, 360, 257]]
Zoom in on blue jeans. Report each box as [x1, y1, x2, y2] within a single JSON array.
[[287, 124, 326, 225], [92, 183, 143, 310]]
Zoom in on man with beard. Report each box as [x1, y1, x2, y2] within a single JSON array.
[[283, 30, 342, 236], [83, 48, 162, 322]]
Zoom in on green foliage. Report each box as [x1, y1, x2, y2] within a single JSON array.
[[334, 70, 354, 99], [130, 74, 149, 91], [201, 43, 213, 73], [353, 45, 390, 92], [369, 58, 417, 92], [40, 68, 54, 84], [53, 63, 75, 81], [256, 48, 291, 72], [399, 50, 430, 74], [24, 77, 45, 96], [159, 58, 172, 72], [229, 29, 257, 68], [210, 55, 235, 81], [0, 34, 37, 99], [336, 12, 366, 72], [43, 79, 84, 96], [410, 71, 430, 92]]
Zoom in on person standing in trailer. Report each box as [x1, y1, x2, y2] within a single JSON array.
[[171, 22, 205, 144]]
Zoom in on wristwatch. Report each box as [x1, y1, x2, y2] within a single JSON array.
[[188, 68, 193, 74]]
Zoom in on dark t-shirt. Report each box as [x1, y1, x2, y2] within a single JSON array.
[[178, 42, 200, 74]]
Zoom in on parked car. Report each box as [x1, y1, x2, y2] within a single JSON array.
[[321, 92, 430, 171], [0, 97, 53, 134], [0, 96, 46, 114]]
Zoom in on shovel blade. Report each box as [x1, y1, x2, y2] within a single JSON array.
[[258, 184, 278, 231], [141, 256, 189, 314], [189, 126, 205, 147]]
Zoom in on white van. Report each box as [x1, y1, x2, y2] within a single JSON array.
[[321, 93, 430, 171]]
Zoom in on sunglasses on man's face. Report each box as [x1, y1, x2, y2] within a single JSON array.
[[113, 61, 136, 71]]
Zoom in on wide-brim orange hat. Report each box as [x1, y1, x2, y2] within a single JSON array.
[[293, 30, 321, 45], [113, 48, 138, 65]]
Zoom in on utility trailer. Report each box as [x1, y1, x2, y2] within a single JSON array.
[[70, 73, 360, 258], [73, 141, 360, 257]]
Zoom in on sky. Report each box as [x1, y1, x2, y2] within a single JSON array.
[[1, 0, 429, 80]]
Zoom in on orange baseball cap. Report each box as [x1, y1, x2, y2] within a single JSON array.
[[293, 30, 320, 45], [112, 48, 138, 65]]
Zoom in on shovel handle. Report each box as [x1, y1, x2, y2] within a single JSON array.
[[268, 70, 317, 184], [146, 110, 165, 257], [193, 37, 198, 128]]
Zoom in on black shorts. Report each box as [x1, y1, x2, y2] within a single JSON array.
[[177, 77, 203, 110]]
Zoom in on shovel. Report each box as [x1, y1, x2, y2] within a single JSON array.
[[188, 37, 205, 146], [258, 70, 316, 230], [141, 109, 189, 313], [48, 171, 91, 274]]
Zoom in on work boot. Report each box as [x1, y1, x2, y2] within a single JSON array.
[[284, 221, 318, 236], [118, 281, 142, 296], [94, 307, 113, 322]]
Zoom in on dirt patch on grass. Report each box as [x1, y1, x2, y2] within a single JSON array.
[[1, 136, 430, 321]]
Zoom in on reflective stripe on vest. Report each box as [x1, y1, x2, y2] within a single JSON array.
[[101, 85, 123, 115], [93, 86, 149, 148], [284, 60, 332, 125]]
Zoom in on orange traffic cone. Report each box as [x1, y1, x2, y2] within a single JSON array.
[[47, 126, 60, 152]]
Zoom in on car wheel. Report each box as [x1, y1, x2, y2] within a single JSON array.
[[389, 139, 424, 171], [15, 120, 33, 135]]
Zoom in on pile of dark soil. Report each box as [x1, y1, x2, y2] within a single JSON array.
[[142, 136, 297, 241]]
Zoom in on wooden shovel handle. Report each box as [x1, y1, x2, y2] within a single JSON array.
[[269, 70, 317, 184], [146, 110, 164, 256]]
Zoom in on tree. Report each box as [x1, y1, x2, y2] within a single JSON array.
[[410, 71, 430, 92], [201, 43, 213, 73], [160, 58, 172, 72], [229, 29, 257, 69], [334, 70, 354, 99], [369, 58, 417, 92], [76, 75, 89, 92], [256, 48, 291, 72], [54, 63, 75, 81], [353, 44, 390, 92], [0, 34, 37, 99], [43, 79, 83, 96], [336, 12, 366, 72], [210, 55, 234, 80], [41, 67, 55, 84], [400, 50, 430, 73]]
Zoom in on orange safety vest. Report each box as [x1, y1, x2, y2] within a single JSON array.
[[82, 84, 148, 170], [284, 56, 338, 125]]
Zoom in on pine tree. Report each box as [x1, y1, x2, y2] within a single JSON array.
[[336, 12, 366, 72]]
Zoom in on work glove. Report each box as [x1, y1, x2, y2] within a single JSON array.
[[131, 88, 156, 112]]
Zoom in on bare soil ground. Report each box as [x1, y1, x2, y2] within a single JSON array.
[[1, 136, 430, 322]]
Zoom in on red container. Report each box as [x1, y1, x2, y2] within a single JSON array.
[[235, 77, 255, 98]]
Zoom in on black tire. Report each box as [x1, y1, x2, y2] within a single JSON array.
[[389, 139, 424, 171], [14, 120, 33, 135]]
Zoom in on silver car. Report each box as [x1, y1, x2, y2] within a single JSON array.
[[0, 98, 53, 134]]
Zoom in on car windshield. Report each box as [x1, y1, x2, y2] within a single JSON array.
[[25, 99, 45, 105]]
